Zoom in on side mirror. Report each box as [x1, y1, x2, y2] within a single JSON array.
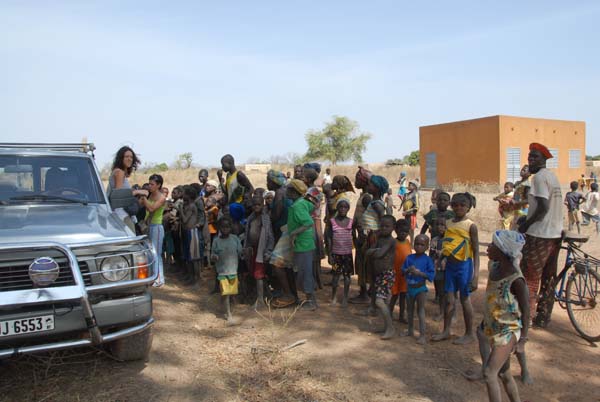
[[109, 188, 136, 209]]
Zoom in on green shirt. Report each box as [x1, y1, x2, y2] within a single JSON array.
[[423, 209, 455, 238], [287, 198, 315, 253]]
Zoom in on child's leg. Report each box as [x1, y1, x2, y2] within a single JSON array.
[[223, 295, 233, 321], [331, 273, 340, 305], [398, 292, 407, 323], [342, 275, 351, 307], [454, 294, 475, 344], [402, 295, 415, 337], [416, 292, 427, 344], [575, 212, 581, 234], [375, 297, 395, 340], [432, 291, 456, 341], [255, 279, 265, 308], [388, 294, 398, 316], [465, 323, 490, 381], [483, 336, 518, 402], [568, 212, 574, 231], [516, 349, 533, 385]]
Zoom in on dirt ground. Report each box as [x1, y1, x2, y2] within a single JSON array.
[[1, 190, 600, 402]]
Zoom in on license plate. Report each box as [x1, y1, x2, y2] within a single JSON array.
[[0, 315, 54, 337]]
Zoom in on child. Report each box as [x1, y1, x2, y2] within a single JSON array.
[[325, 199, 355, 306], [564, 181, 585, 233], [365, 215, 397, 340], [211, 216, 242, 324], [430, 219, 449, 320], [581, 182, 600, 234], [384, 188, 395, 216], [389, 219, 412, 323], [421, 191, 454, 238], [493, 182, 515, 230], [470, 230, 530, 402], [432, 192, 480, 345], [243, 195, 274, 309], [181, 185, 201, 285], [397, 172, 408, 201], [401, 234, 435, 344], [429, 188, 442, 211], [264, 190, 275, 211], [401, 180, 420, 244]]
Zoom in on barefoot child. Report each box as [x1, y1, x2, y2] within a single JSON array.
[[211, 216, 243, 324], [564, 181, 585, 234], [432, 192, 480, 345], [385, 188, 395, 216], [365, 215, 397, 340], [244, 195, 275, 309], [431, 219, 449, 319], [493, 182, 515, 230], [401, 180, 420, 244], [325, 199, 355, 306], [401, 234, 435, 344], [389, 219, 411, 323], [474, 230, 530, 402]]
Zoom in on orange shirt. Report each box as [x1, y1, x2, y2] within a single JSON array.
[[392, 239, 412, 295]]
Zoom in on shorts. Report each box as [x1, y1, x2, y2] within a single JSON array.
[[568, 210, 580, 224], [444, 259, 473, 298], [434, 269, 445, 282], [248, 248, 266, 280], [331, 254, 353, 278], [407, 283, 428, 299], [218, 275, 239, 296], [374, 270, 395, 300]]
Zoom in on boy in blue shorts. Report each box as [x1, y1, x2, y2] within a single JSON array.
[[401, 234, 435, 344]]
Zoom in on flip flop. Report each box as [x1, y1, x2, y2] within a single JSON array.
[[271, 298, 296, 308]]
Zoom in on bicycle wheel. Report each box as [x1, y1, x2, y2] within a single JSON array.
[[565, 267, 600, 342]]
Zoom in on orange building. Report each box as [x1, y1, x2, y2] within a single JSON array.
[[419, 115, 586, 188]]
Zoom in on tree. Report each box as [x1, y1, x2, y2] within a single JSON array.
[[403, 150, 420, 166], [176, 152, 193, 169], [303, 116, 372, 165]]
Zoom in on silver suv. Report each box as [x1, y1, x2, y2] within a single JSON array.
[[0, 143, 157, 361]]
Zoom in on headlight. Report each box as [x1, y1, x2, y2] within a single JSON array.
[[100, 256, 130, 282]]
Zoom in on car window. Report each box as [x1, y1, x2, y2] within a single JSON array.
[[0, 155, 105, 204]]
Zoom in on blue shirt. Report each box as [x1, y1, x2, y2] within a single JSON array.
[[402, 253, 435, 286]]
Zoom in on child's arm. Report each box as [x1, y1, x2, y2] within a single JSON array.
[[367, 238, 395, 260], [420, 222, 429, 235], [512, 277, 530, 353], [470, 223, 480, 291], [373, 201, 385, 221]]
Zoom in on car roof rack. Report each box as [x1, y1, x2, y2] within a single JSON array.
[[0, 143, 96, 157]]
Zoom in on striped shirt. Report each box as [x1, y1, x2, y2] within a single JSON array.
[[361, 200, 384, 232], [331, 217, 353, 255]]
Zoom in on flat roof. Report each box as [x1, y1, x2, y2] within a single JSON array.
[[420, 115, 585, 129]]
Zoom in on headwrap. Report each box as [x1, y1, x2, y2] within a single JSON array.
[[267, 169, 287, 187], [356, 166, 372, 183], [529, 143, 553, 159], [400, 171, 407, 176], [305, 187, 323, 204], [303, 162, 321, 174], [408, 179, 419, 189], [334, 194, 351, 209], [492, 230, 525, 268], [264, 190, 275, 200], [332, 175, 355, 193], [288, 179, 307, 195], [206, 179, 219, 188], [370, 175, 389, 195], [229, 203, 246, 224]]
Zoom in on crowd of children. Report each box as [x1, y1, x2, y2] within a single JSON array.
[[115, 146, 600, 402]]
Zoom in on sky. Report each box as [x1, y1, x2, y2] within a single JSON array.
[[1, 1, 599, 168]]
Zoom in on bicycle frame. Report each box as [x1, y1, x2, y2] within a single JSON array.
[[555, 241, 600, 305]]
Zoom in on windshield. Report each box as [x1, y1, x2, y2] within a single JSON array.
[[0, 155, 105, 204]]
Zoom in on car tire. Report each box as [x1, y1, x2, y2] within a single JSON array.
[[108, 327, 153, 362]]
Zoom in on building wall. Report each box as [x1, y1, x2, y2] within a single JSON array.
[[498, 116, 586, 185], [419, 116, 500, 186]]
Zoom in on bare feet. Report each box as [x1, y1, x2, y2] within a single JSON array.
[[341, 299, 348, 308], [381, 327, 396, 340], [330, 299, 338, 306], [453, 334, 476, 345], [416, 336, 427, 345], [226, 317, 239, 326], [431, 332, 450, 342], [463, 369, 483, 382], [521, 373, 534, 385], [400, 330, 413, 337]]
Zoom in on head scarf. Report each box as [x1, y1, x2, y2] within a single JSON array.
[[529, 143, 553, 159], [408, 179, 420, 189], [305, 187, 323, 204], [400, 171, 407, 176], [334, 194, 351, 209], [267, 169, 287, 187], [289, 179, 307, 195], [356, 166, 372, 183], [492, 230, 525, 268], [370, 175, 389, 196], [229, 203, 246, 224], [206, 179, 219, 188], [264, 190, 275, 200], [332, 175, 355, 193], [303, 162, 321, 174]]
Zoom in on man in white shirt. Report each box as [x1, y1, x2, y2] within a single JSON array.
[[581, 182, 599, 234], [518, 142, 563, 328], [323, 168, 333, 185]]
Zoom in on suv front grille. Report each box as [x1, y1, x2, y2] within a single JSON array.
[[0, 261, 92, 292]]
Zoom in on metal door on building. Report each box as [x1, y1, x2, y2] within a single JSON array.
[[506, 148, 521, 183], [425, 152, 437, 188]]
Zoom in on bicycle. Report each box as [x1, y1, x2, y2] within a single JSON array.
[[554, 232, 600, 342]]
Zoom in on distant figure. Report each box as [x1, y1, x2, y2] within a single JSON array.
[[397, 171, 408, 201], [578, 174, 587, 191], [511, 165, 531, 230], [384, 188, 395, 215], [493, 182, 515, 230], [323, 168, 333, 185], [220, 154, 254, 208], [581, 183, 600, 234], [564, 181, 585, 233]]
